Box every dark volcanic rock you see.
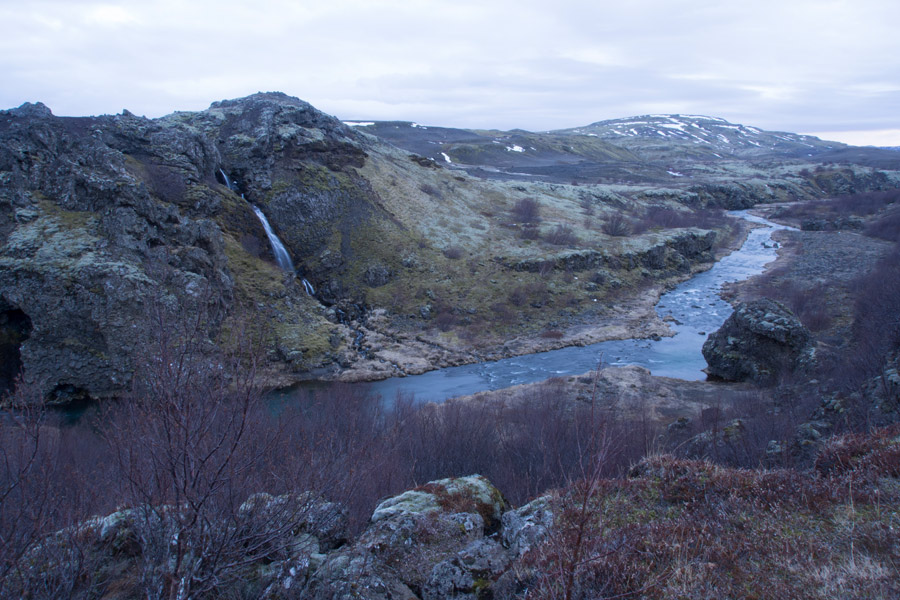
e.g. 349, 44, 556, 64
0, 93, 374, 401
702, 298, 814, 384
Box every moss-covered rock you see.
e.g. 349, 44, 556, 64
702, 298, 815, 383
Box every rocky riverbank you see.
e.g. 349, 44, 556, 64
332, 220, 752, 383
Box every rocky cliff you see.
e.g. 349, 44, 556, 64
0, 94, 365, 400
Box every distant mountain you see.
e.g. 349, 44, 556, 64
348, 115, 900, 183
555, 114, 844, 160
345, 120, 641, 182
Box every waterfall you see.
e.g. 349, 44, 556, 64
251, 205, 295, 273
219, 169, 295, 273
219, 169, 235, 191
220, 169, 317, 295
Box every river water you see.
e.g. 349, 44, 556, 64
361, 211, 794, 404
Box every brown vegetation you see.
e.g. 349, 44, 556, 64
511, 197, 542, 224
522, 427, 900, 599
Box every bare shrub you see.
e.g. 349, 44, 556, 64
579, 194, 595, 216
434, 310, 457, 331
489, 302, 515, 325
511, 197, 542, 224
101, 299, 312, 598
545, 224, 578, 247
752, 271, 834, 333
541, 329, 564, 339
0, 379, 112, 599
508, 286, 528, 307
847, 246, 900, 394
526, 281, 550, 306
776, 189, 900, 222
633, 206, 728, 233
442, 245, 464, 259
519, 224, 541, 240
601, 214, 632, 237
865, 206, 900, 242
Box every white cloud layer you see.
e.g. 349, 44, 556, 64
1, 0, 898, 144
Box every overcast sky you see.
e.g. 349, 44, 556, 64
2, 0, 899, 145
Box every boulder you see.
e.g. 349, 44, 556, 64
499, 495, 553, 557
423, 538, 511, 600
371, 474, 507, 529
702, 298, 814, 384
304, 475, 508, 600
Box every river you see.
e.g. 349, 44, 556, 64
358, 211, 794, 404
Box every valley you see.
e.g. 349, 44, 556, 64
1, 93, 899, 599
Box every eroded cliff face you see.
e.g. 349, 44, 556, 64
0, 94, 378, 401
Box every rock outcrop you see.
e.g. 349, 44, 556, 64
0, 93, 750, 402
11, 430, 900, 599
305, 475, 509, 600
702, 298, 815, 384
0, 93, 393, 400
17, 474, 540, 599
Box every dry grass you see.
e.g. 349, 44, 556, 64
521, 426, 900, 600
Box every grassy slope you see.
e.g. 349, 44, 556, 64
344, 144, 739, 354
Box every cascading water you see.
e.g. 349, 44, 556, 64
250, 205, 295, 272
219, 169, 315, 296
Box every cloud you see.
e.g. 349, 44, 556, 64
0, 0, 897, 144
808, 129, 900, 146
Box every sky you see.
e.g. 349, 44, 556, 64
2, 0, 899, 146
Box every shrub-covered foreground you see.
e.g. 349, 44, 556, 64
2, 399, 898, 599
518, 426, 900, 600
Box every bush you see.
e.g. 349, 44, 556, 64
632, 206, 727, 233
519, 224, 541, 240
434, 310, 457, 331
508, 286, 528, 307
489, 302, 515, 325
443, 246, 464, 259
511, 197, 542, 224
602, 214, 631, 237
776, 189, 900, 222
545, 224, 578, 246
865, 206, 900, 242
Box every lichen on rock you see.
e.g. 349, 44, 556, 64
702, 298, 815, 383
